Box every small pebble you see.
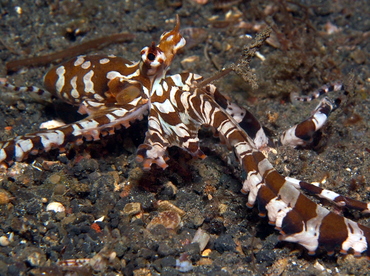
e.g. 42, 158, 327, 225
27, 250, 45, 267
191, 228, 210, 251
218, 203, 228, 214
46, 202, 65, 213
157, 200, 185, 216
48, 174, 61, 184
161, 181, 178, 197
90, 254, 107, 272
0, 236, 10, 246
0, 189, 12, 205
197, 258, 213, 265
146, 211, 182, 231
53, 184, 67, 195
314, 260, 325, 271
201, 248, 212, 257
122, 202, 142, 216
176, 259, 193, 272
133, 268, 151, 276
214, 234, 236, 253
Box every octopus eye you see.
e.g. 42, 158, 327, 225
148, 53, 156, 61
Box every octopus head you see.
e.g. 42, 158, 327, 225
140, 15, 186, 78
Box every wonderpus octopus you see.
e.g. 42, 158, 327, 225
1, 16, 369, 259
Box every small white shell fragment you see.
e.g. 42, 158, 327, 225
191, 228, 210, 252
255, 51, 266, 61
15, 6, 22, 15
8, 232, 14, 242
0, 236, 10, 246
94, 216, 105, 222
176, 259, 193, 272
46, 202, 65, 213
314, 260, 325, 271
109, 252, 117, 262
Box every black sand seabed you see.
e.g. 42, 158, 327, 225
0, 1, 369, 275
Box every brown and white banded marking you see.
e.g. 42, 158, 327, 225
136, 63, 370, 257
286, 177, 370, 213
280, 96, 338, 147
174, 85, 346, 256
290, 81, 345, 102
0, 77, 46, 96
238, 149, 370, 257
43, 55, 140, 105
136, 73, 207, 170
204, 83, 272, 151
0, 103, 149, 164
